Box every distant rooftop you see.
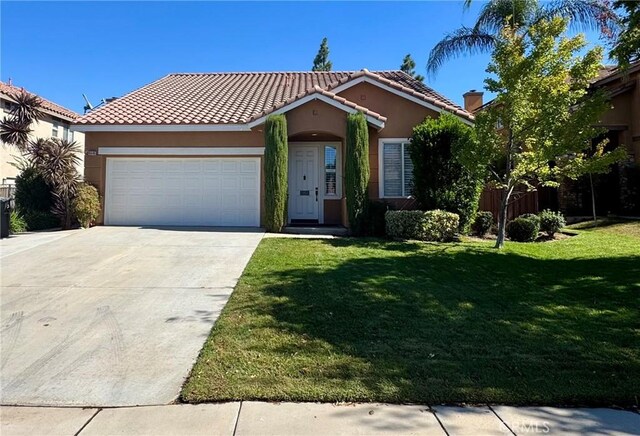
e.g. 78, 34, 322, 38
0, 81, 79, 121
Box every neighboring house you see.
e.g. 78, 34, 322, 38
559, 61, 640, 215
73, 70, 473, 227
0, 81, 85, 184
465, 60, 640, 217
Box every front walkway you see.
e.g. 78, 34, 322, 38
2, 402, 638, 435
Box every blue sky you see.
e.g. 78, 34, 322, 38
1, 1, 604, 114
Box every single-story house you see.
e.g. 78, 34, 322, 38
74, 69, 473, 228
0, 81, 85, 185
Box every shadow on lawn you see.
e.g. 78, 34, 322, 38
253, 238, 640, 406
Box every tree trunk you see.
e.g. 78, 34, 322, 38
495, 186, 513, 249
496, 131, 514, 249
589, 172, 597, 223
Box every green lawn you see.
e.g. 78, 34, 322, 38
182, 221, 640, 406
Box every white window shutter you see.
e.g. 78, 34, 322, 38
383, 143, 402, 197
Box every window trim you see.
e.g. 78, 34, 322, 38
378, 138, 412, 199
52, 122, 60, 138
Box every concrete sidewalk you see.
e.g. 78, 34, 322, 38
1, 402, 638, 436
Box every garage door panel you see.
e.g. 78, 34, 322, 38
106, 157, 260, 227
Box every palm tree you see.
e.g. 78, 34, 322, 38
427, 0, 616, 75
27, 137, 81, 229
0, 91, 43, 151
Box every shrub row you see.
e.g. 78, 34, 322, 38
385, 209, 459, 242
506, 209, 566, 242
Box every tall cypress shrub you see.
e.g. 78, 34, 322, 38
264, 114, 288, 232
345, 112, 370, 235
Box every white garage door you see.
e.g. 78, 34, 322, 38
105, 158, 260, 227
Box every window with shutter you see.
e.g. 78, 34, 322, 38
381, 140, 413, 197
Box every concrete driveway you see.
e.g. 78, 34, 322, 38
0, 226, 263, 407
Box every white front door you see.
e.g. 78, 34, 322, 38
288, 147, 319, 221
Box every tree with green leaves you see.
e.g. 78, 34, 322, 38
459, 17, 626, 248
264, 114, 288, 232
345, 112, 370, 235
400, 54, 425, 82
312, 37, 333, 72
427, 0, 615, 75
409, 113, 482, 234
610, 1, 640, 68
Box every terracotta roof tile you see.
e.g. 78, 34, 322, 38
0, 81, 80, 121
246, 85, 387, 124
75, 71, 472, 125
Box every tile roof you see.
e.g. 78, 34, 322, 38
75, 70, 472, 126
246, 85, 387, 125
0, 81, 79, 121
591, 60, 640, 86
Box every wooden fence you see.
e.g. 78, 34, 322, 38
0, 185, 14, 198
479, 187, 539, 221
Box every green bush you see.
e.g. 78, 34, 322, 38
364, 200, 392, 237
519, 213, 540, 225
9, 210, 27, 234
72, 183, 101, 228
15, 167, 53, 213
473, 211, 494, 236
386, 209, 459, 242
409, 113, 483, 234
506, 217, 540, 242
538, 209, 566, 237
23, 210, 60, 231
264, 115, 288, 232
345, 112, 370, 235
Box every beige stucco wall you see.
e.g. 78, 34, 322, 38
0, 99, 85, 184
337, 82, 441, 201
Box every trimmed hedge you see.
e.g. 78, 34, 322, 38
473, 211, 494, 237
506, 217, 540, 242
72, 183, 101, 228
539, 209, 566, 237
264, 115, 288, 232
386, 209, 459, 242
345, 112, 370, 235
